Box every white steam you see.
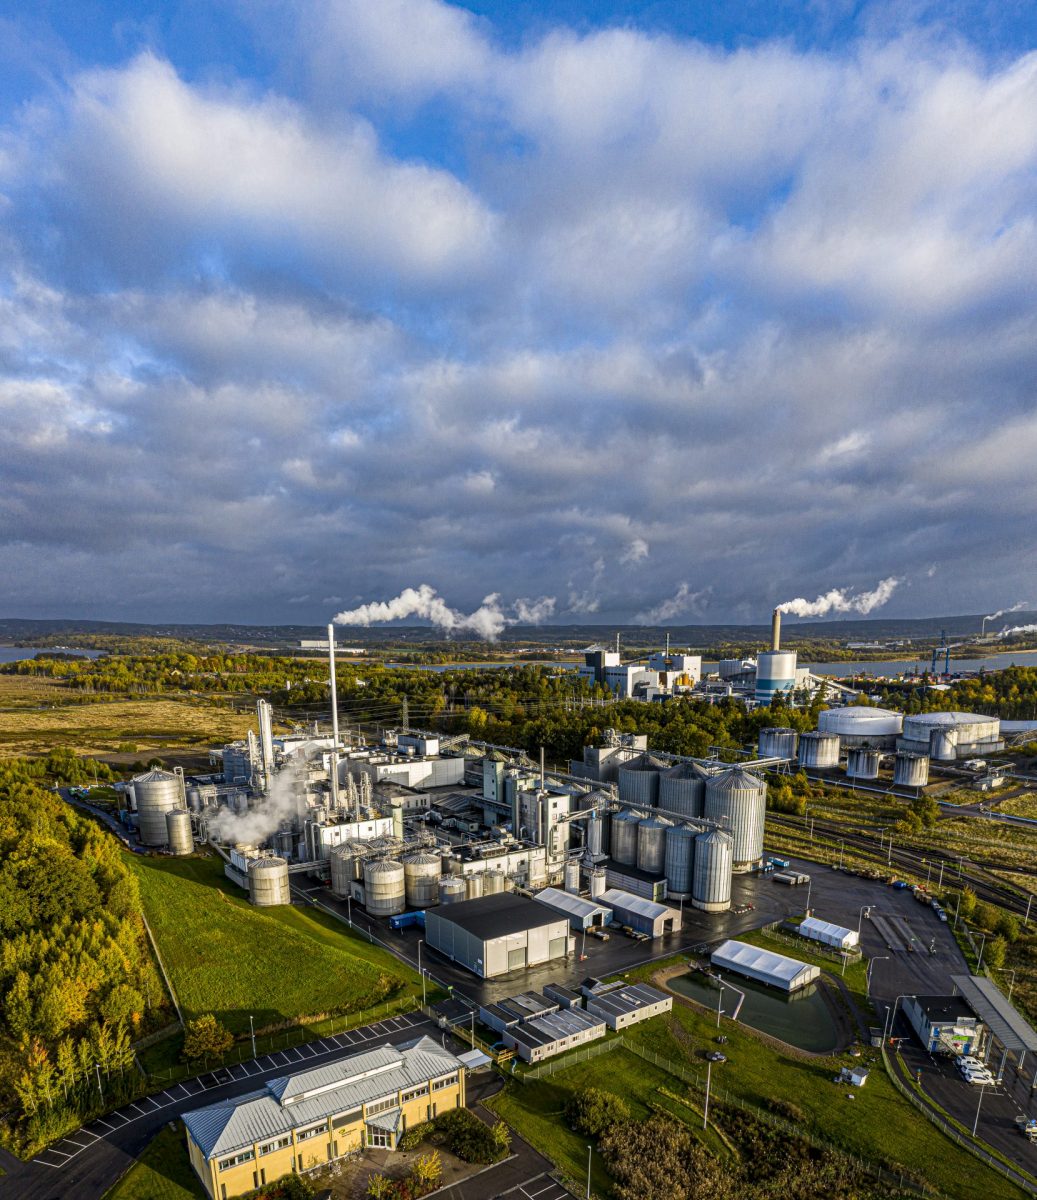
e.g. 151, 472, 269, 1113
1001, 624, 1037, 638
778, 577, 900, 618
211, 761, 304, 847
333, 584, 555, 640
985, 602, 1030, 622
634, 583, 704, 625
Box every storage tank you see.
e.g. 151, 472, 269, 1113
636, 815, 672, 875
564, 860, 581, 893
248, 856, 291, 907
465, 873, 485, 901
610, 809, 642, 865
585, 811, 604, 859
617, 755, 668, 807
185, 786, 203, 813
755, 650, 798, 703
797, 732, 841, 770
929, 727, 958, 762
165, 809, 193, 856
403, 852, 441, 908
133, 769, 182, 847
664, 824, 697, 897
817, 706, 903, 748
329, 843, 363, 898
704, 768, 766, 871
439, 876, 467, 905
758, 727, 799, 760
845, 748, 881, 780
692, 829, 733, 912
658, 762, 709, 819
894, 753, 930, 788
899, 712, 1001, 759
483, 868, 506, 896
363, 858, 406, 917
277, 827, 295, 858
588, 867, 606, 899
391, 800, 405, 839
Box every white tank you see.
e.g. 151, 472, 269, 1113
757, 727, 799, 759
483, 868, 506, 895
818, 706, 903, 748
894, 753, 930, 788
755, 650, 798, 703
133, 769, 182, 846
165, 809, 193, 856
704, 768, 766, 871
403, 852, 441, 908
363, 858, 406, 917
564, 860, 581, 894
329, 843, 360, 898
465, 873, 485, 901
439, 876, 467, 905
845, 748, 881, 780
929, 728, 958, 762
797, 732, 841, 770
248, 856, 291, 906
588, 867, 606, 899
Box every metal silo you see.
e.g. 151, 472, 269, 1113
846, 748, 881, 780
564, 860, 581, 894
636, 815, 672, 875
133, 769, 182, 847
165, 809, 193, 856
658, 763, 709, 819
797, 732, 841, 769
894, 753, 930, 788
929, 728, 958, 762
610, 809, 642, 865
588, 867, 606, 899
186, 787, 203, 813
248, 857, 291, 906
692, 829, 733, 912
329, 844, 359, 898
277, 826, 295, 859
617, 754, 668, 807
483, 868, 506, 896
664, 824, 697, 897
439, 876, 466, 905
363, 858, 406, 917
758, 727, 799, 760
403, 852, 441, 908
704, 768, 766, 871
465, 873, 485, 901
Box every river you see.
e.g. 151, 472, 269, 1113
0, 646, 106, 663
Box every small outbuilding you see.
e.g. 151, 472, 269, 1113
503, 1008, 607, 1063
581, 981, 673, 1030
903, 995, 983, 1055
599, 888, 682, 937
799, 916, 860, 951
711, 939, 820, 993
425, 893, 572, 979
534, 887, 613, 931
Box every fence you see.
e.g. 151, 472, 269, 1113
509, 1036, 626, 1081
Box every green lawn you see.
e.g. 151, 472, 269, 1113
126, 852, 421, 1038
102, 1125, 205, 1200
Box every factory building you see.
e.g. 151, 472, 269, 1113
424, 894, 572, 979
897, 713, 1003, 761
580, 981, 673, 1030
182, 1037, 466, 1199
569, 731, 647, 781
798, 916, 859, 951
903, 996, 983, 1056
533, 887, 612, 932
647, 651, 702, 685
599, 888, 681, 937
711, 940, 820, 993
503, 1008, 607, 1063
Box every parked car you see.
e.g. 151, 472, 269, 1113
706, 1051, 727, 1063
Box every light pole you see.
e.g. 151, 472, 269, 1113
586, 1144, 592, 1199
886, 836, 892, 866
417, 938, 424, 991
703, 1059, 714, 1129
938, 861, 945, 889
1025, 894, 1033, 928
346, 894, 353, 928
976, 932, 987, 971
804, 876, 812, 917
972, 1082, 987, 1137
1000, 968, 1017, 1001
866, 957, 889, 1000
857, 905, 872, 934
838, 840, 845, 870
883, 994, 911, 1042
94, 1062, 103, 1099
249, 1015, 256, 1059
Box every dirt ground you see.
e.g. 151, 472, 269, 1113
310, 1143, 483, 1199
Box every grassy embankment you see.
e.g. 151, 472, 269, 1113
102, 1126, 205, 1200
488, 942, 1030, 1200
127, 853, 424, 1071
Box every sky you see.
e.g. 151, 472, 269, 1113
1, 0, 1035, 628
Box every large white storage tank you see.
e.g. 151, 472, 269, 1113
403, 852, 441, 908
796, 732, 841, 769
465, 873, 485, 901
658, 762, 709, 818
692, 829, 733, 912
817, 706, 903, 749
165, 809, 193, 855
483, 868, 506, 895
134, 769, 182, 847
636, 815, 672, 875
703, 768, 766, 871
588, 867, 606, 899
757, 727, 799, 760
894, 753, 930, 788
845, 748, 881, 780
564, 860, 581, 894
755, 650, 798, 703
439, 876, 466, 905
664, 824, 697, 897
899, 712, 1000, 760
364, 858, 406, 917
248, 856, 291, 906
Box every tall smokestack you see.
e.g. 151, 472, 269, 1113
771, 607, 781, 652
327, 624, 340, 808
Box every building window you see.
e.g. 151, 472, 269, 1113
259, 1136, 292, 1156
218, 1150, 255, 1171
401, 1085, 427, 1102
365, 1095, 397, 1117
431, 1073, 457, 1091
296, 1124, 327, 1141
333, 1108, 362, 1128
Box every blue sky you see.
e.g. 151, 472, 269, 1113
0, 1, 1035, 629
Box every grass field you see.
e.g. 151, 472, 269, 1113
126, 853, 420, 1039
996, 792, 1037, 819
102, 1126, 205, 1200
489, 962, 1029, 1200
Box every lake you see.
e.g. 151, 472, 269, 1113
0, 646, 106, 663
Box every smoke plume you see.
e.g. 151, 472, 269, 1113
634, 583, 705, 625
1001, 624, 1037, 638
211, 761, 305, 847
777, 577, 900, 618
985, 602, 1030, 622
334, 584, 556, 640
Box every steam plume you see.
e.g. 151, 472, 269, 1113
777, 577, 899, 618
1001, 624, 1037, 638
211, 761, 304, 847
985, 602, 1030, 622
333, 584, 555, 641
634, 583, 704, 625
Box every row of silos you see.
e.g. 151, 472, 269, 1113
658, 762, 710, 818
617, 754, 669, 806
693, 829, 733, 912
610, 809, 643, 865
663, 823, 698, 896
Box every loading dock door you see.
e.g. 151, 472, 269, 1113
549, 937, 567, 960
508, 947, 527, 971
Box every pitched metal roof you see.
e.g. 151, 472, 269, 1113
534, 887, 611, 921
599, 888, 676, 921
584, 982, 670, 1018
711, 939, 819, 988
182, 1036, 463, 1159
950, 975, 1037, 1054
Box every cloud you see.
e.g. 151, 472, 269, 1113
635, 584, 705, 625
620, 538, 650, 564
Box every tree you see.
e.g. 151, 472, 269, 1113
182, 1013, 233, 1061
412, 1150, 442, 1191
565, 1087, 631, 1137
984, 935, 1007, 971
996, 911, 1021, 943
958, 887, 977, 921
366, 1175, 395, 1199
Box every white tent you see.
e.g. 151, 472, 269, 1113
711, 939, 820, 993
799, 916, 859, 950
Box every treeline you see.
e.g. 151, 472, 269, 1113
0, 760, 168, 1154
878, 665, 1037, 720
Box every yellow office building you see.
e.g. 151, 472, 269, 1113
182, 1036, 467, 1199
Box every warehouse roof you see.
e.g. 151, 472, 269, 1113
429, 893, 565, 938
799, 917, 858, 946
950, 976, 1037, 1055
182, 1037, 463, 1159
599, 888, 675, 921
507, 1008, 605, 1050
583, 982, 669, 1019
911, 995, 977, 1023
534, 887, 611, 921
711, 940, 819, 989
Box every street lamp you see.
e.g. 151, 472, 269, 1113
976, 932, 987, 971
857, 905, 872, 934
417, 938, 424, 991
586, 1144, 592, 1199
1000, 968, 1017, 1002
866, 956, 888, 1000
883, 994, 911, 1042
804, 876, 813, 917
249, 1015, 256, 1059
703, 1059, 717, 1130
94, 1062, 103, 1098
972, 1081, 988, 1137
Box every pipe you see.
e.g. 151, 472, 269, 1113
771, 608, 782, 652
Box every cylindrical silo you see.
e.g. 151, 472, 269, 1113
403, 852, 441, 908
363, 858, 406, 917
465, 873, 485, 901
636, 815, 672, 875
797, 732, 841, 770
658, 763, 708, 819
483, 868, 506, 895
133, 769, 182, 846
610, 809, 642, 865
564, 860, 581, 894
186, 786, 203, 813
664, 824, 697, 897
929, 728, 958, 762
692, 829, 733, 912
329, 843, 360, 898
439, 876, 466, 905
588, 867, 606, 899
391, 800, 405, 839
704, 768, 766, 871
248, 856, 291, 907
617, 755, 668, 807
277, 826, 295, 859
894, 753, 930, 788
165, 809, 193, 855
758, 727, 799, 760
123, 782, 137, 811
846, 748, 881, 780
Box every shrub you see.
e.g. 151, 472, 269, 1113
432, 1108, 508, 1163
565, 1087, 632, 1138
398, 1120, 434, 1150
600, 1117, 732, 1200
182, 1013, 233, 1061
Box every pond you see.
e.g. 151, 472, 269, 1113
669, 969, 839, 1053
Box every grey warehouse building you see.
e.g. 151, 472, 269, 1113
425, 894, 573, 979
600, 888, 682, 937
